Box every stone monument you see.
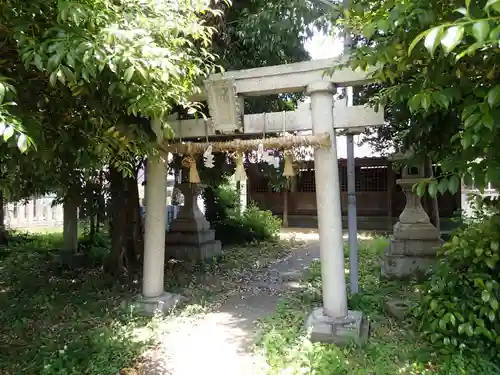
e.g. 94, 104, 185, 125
165, 182, 221, 262
382, 154, 441, 279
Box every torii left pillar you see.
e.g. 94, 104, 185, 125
304, 81, 368, 345
133, 120, 181, 315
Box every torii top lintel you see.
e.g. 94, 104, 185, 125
162, 58, 381, 139
200, 57, 373, 98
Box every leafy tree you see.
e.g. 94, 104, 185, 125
0, 0, 220, 272
330, 0, 500, 197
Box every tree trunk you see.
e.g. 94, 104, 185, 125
432, 192, 441, 233
63, 198, 79, 253
106, 166, 143, 276
86, 181, 97, 240
97, 170, 106, 232
283, 189, 289, 227
0, 192, 8, 246
429, 161, 441, 233
424, 158, 441, 232
203, 186, 218, 224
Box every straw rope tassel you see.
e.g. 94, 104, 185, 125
182, 155, 200, 184
234, 152, 247, 182
283, 152, 295, 177
189, 157, 200, 183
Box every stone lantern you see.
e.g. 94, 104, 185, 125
165, 183, 221, 263
382, 151, 441, 279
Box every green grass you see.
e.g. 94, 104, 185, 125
0, 232, 149, 375
254, 237, 499, 375
0, 231, 297, 375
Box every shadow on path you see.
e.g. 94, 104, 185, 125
141, 239, 320, 375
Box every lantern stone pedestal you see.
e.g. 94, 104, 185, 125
165, 183, 221, 262
382, 176, 441, 279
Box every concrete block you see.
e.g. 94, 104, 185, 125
305, 308, 369, 346
128, 292, 183, 316
384, 298, 413, 321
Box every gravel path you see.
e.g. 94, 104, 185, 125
138, 240, 320, 375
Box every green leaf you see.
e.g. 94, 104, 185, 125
465, 323, 474, 336
488, 310, 496, 322
432, 91, 450, 108
124, 66, 135, 83
464, 113, 481, 128
424, 26, 444, 56
449, 313, 456, 326
61, 66, 75, 82
17, 134, 28, 153
49, 71, 58, 87
66, 53, 76, 69
377, 19, 389, 32
416, 181, 426, 197
472, 21, 490, 42
458, 323, 466, 334
56, 69, 65, 84
136, 65, 148, 81
491, 241, 499, 251
485, 258, 496, 269
430, 299, 438, 310
456, 42, 482, 61
409, 29, 430, 55
439, 318, 447, 329
440, 26, 464, 54
3, 126, 14, 141
428, 180, 438, 197
486, 281, 493, 291
438, 178, 448, 194
487, 85, 500, 107
482, 290, 491, 302
448, 175, 459, 194
462, 104, 478, 120
421, 93, 431, 112
476, 247, 484, 256
491, 298, 499, 311
408, 94, 422, 112
485, 0, 500, 12
482, 112, 494, 130
0, 83, 5, 103
34, 54, 43, 71
461, 133, 473, 148
362, 24, 376, 39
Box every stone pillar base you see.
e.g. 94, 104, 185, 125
165, 240, 222, 263
393, 222, 440, 240
381, 253, 436, 280
381, 238, 441, 279
128, 292, 183, 316
305, 308, 369, 346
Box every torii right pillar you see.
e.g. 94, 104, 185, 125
305, 81, 368, 345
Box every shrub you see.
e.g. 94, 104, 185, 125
209, 182, 282, 245
414, 207, 500, 357
215, 203, 282, 245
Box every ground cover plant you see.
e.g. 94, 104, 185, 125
254, 237, 500, 375
0, 231, 296, 375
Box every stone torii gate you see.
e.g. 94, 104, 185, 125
139, 57, 383, 344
